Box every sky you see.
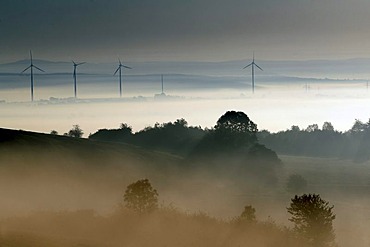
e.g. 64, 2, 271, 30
2, 0, 370, 63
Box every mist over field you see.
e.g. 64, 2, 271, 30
1, 57, 370, 135
0, 84, 369, 135
1, 58, 370, 247
3, 0, 370, 246
0, 126, 370, 247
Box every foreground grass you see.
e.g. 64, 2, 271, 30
0, 208, 309, 247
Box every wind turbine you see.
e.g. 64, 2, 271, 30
21, 50, 45, 101
243, 53, 263, 93
161, 74, 165, 95
305, 82, 310, 92
72, 61, 85, 98
114, 59, 132, 97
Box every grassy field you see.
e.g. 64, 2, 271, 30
0, 128, 369, 246
0, 208, 310, 247
279, 155, 370, 247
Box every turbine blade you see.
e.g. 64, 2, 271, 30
243, 63, 252, 69
118, 58, 122, 65
255, 63, 263, 71
33, 65, 45, 72
30, 50, 33, 63
77, 62, 86, 66
114, 67, 120, 75
123, 65, 132, 69
21, 65, 31, 73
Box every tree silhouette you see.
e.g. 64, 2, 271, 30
350, 119, 366, 133
322, 122, 334, 132
50, 130, 58, 135
119, 123, 133, 132
67, 125, 83, 138
287, 194, 335, 247
305, 124, 319, 132
123, 179, 159, 213
215, 111, 258, 143
240, 205, 256, 222
188, 111, 281, 185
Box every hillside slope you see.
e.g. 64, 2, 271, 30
0, 128, 181, 216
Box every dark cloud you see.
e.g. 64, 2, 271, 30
1, 0, 370, 62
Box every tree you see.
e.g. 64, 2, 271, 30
119, 123, 133, 133
215, 111, 258, 137
305, 124, 319, 132
212, 111, 258, 149
322, 122, 334, 132
350, 119, 365, 133
174, 118, 188, 127
286, 174, 308, 194
123, 179, 159, 213
287, 194, 336, 246
50, 130, 58, 135
67, 125, 83, 138
240, 205, 256, 222
189, 111, 281, 185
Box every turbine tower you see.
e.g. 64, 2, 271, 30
243, 53, 263, 93
72, 61, 85, 98
161, 74, 164, 95
21, 51, 45, 101
114, 59, 132, 97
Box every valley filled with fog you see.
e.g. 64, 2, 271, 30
1, 58, 370, 247
1, 58, 370, 135
4, 1, 370, 246
0, 80, 369, 135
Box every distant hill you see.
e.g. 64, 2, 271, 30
2, 58, 370, 79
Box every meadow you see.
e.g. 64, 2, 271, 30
0, 128, 369, 246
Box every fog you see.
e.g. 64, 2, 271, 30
0, 80, 369, 135
0, 134, 369, 246
1, 73, 370, 246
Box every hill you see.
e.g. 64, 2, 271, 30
1, 128, 370, 246
0, 127, 180, 166
0, 124, 280, 218
2, 58, 370, 79
0, 128, 181, 217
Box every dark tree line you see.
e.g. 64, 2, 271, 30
89, 119, 205, 157
258, 119, 370, 162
